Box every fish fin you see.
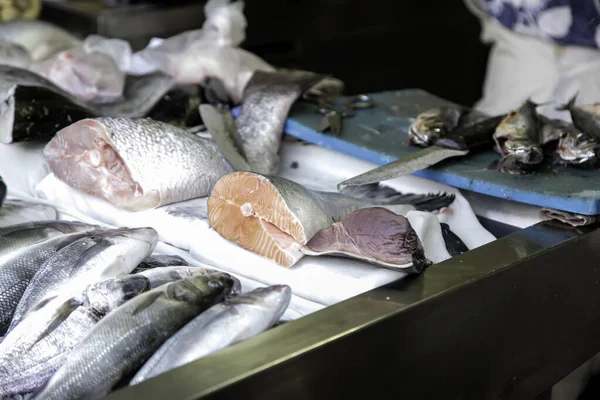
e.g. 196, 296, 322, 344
131, 291, 163, 316
27, 297, 82, 350
556, 93, 579, 112
339, 184, 455, 211
439, 222, 469, 257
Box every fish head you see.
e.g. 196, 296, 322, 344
85, 274, 151, 315
409, 108, 448, 146
558, 129, 598, 165
166, 274, 236, 307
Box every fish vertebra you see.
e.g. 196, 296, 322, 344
130, 284, 291, 385
0, 275, 151, 397
208, 171, 454, 267
302, 207, 430, 273
44, 117, 234, 211
32, 274, 235, 400
236, 69, 325, 175
8, 227, 158, 332
409, 106, 465, 147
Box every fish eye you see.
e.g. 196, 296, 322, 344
208, 280, 222, 289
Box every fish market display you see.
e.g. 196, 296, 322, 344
130, 285, 291, 385
31, 47, 125, 103
409, 106, 465, 146
493, 100, 543, 173
0, 200, 57, 227
301, 207, 430, 273
0, 41, 32, 68
33, 274, 235, 400
0, 222, 97, 333
44, 117, 234, 211
8, 227, 158, 331
0, 275, 152, 397
132, 254, 189, 273
0, 175, 5, 208
0, 20, 81, 61
208, 171, 454, 267
558, 95, 600, 140
236, 70, 325, 175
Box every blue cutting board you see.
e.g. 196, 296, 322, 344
275, 89, 600, 215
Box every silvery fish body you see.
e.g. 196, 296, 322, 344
130, 285, 291, 385
558, 94, 600, 141
137, 266, 242, 295
32, 275, 235, 400
8, 227, 158, 331
44, 117, 234, 211
0, 200, 57, 228
0, 275, 151, 398
132, 254, 188, 274
0, 41, 31, 69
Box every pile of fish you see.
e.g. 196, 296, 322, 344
0, 220, 291, 398
409, 96, 600, 174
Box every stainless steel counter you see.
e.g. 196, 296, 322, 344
105, 220, 600, 400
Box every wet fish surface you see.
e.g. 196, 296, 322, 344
0, 275, 151, 397
130, 285, 291, 385
539, 116, 597, 167
32, 274, 235, 400
409, 106, 465, 146
8, 227, 158, 332
302, 207, 430, 272
208, 171, 454, 267
136, 266, 242, 296
558, 94, 600, 141
44, 117, 234, 211
132, 254, 189, 274
0, 200, 57, 228
235, 69, 325, 175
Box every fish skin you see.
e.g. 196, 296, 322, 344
7, 227, 158, 332
132, 255, 189, 274
0, 20, 81, 62
236, 69, 326, 175
0, 220, 96, 259
0, 275, 151, 398
0, 227, 98, 334
208, 171, 455, 267
0, 200, 57, 228
557, 94, 600, 141
44, 117, 234, 211
439, 222, 469, 257
137, 266, 242, 296
0, 41, 31, 69
130, 284, 291, 385
32, 274, 235, 400
302, 207, 430, 273
409, 106, 465, 147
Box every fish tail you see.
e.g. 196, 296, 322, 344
556, 93, 579, 112
339, 183, 455, 211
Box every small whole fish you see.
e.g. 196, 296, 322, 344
132, 254, 189, 274
44, 117, 234, 211
0, 225, 97, 334
235, 69, 326, 175
0, 275, 151, 397
493, 100, 543, 174
557, 94, 600, 141
409, 106, 465, 147
130, 284, 291, 385
208, 171, 454, 267
0, 200, 57, 228
302, 207, 431, 273
0, 41, 31, 69
32, 274, 235, 400
7, 227, 158, 332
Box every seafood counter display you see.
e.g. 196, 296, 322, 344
0, 0, 598, 399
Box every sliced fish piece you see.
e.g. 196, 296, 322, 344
132, 254, 189, 274
8, 227, 158, 332
0, 275, 151, 397
0, 200, 57, 228
0, 41, 31, 69
0, 226, 98, 334
130, 285, 291, 385
32, 274, 235, 400
137, 266, 241, 295
302, 207, 430, 273
236, 69, 326, 175
43, 117, 234, 211
207, 171, 454, 267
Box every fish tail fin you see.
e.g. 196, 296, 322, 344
339, 183, 455, 211
556, 93, 579, 112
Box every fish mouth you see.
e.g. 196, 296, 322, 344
43, 119, 160, 211
208, 171, 308, 267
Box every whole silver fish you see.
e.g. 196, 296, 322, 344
132, 254, 189, 274
0, 20, 81, 61
8, 227, 158, 332
0, 226, 97, 333
44, 117, 234, 211
0, 41, 31, 69
409, 106, 465, 146
235, 69, 326, 175
0, 200, 57, 228
0, 220, 94, 259
302, 207, 430, 273
0, 275, 151, 398
208, 171, 454, 267
130, 285, 291, 385
137, 266, 242, 295
32, 274, 235, 400
557, 94, 600, 141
